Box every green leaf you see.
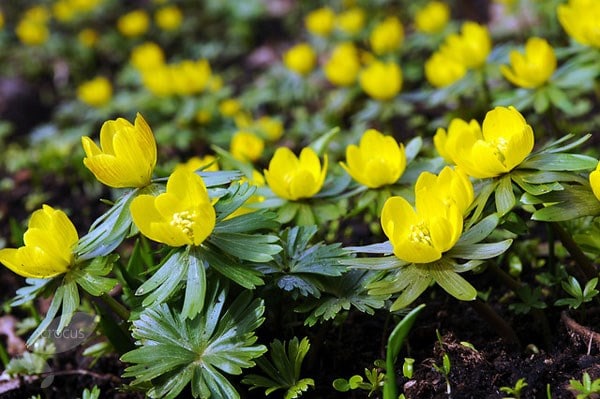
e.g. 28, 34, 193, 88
530, 184, 600, 221
122, 283, 267, 399
213, 182, 257, 221
309, 126, 340, 156
367, 264, 431, 311
404, 136, 422, 162
137, 249, 189, 308
521, 153, 598, 172
200, 245, 264, 289
209, 232, 281, 262
429, 261, 477, 301
458, 214, 499, 246
214, 210, 279, 233
495, 175, 516, 216
71, 255, 118, 297
533, 88, 549, 113
448, 239, 513, 260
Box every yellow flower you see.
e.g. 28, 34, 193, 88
381, 170, 464, 264
78, 28, 99, 47
0, 10, 4, 29
219, 98, 242, 117
195, 109, 212, 125
24, 6, 50, 23
16, 19, 49, 46
359, 61, 402, 101
130, 169, 215, 247
424, 51, 467, 88
264, 147, 328, 200
0, 205, 78, 278
141, 65, 172, 96
558, 0, 600, 48
117, 10, 150, 37
175, 155, 219, 173
305, 7, 336, 37
415, 1, 450, 34
335, 7, 365, 35
440, 21, 491, 69
370, 16, 404, 55
440, 106, 534, 178
81, 113, 157, 188
130, 42, 165, 71
170, 59, 212, 95
283, 43, 317, 76
77, 76, 112, 107
500, 37, 556, 89
415, 166, 474, 215
255, 116, 283, 141
590, 161, 600, 202
340, 129, 406, 188
155, 5, 183, 31
323, 42, 361, 87
231, 131, 265, 162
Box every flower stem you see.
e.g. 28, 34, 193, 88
100, 293, 130, 321
551, 223, 598, 282
469, 299, 520, 348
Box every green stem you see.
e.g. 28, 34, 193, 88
478, 68, 492, 111
469, 299, 520, 348
0, 342, 9, 368
100, 293, 130, 321
551, 223, 598, 282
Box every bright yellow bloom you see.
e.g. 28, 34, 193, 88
264, 147, 328, 201
500, 37, 556, 88
440, 22, 491, 69
335, 7, 365, 35
81, 113, 157, 188
130, 169, 215, 247
175, 155, 219, 173
415, 1, 450, 34
359, 61, 402, 101
415, 166, 474, 215
440, 106, 534, 178
305, 7, 336, 37
558, 0, 600, 48
590, 161, 600, 202
130, 42, 165, 71
170, 59, 212, 95
231, 131, 265, 162
370, 16, 404, 55
219, 99, 242, 117
255, 116, 283, 141
16, 19, 49, 46
340, 129, 406, 188
425, 51, 467, 88
283, 43, 317, 76
77, 76, 112, 107
324, 42, 361, 87
155, 5, 183, 31
0, 205, 78, 278
381, 170, 464, 264
78, 28, 99, 47
117, 10, 150, 37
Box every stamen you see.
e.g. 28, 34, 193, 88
170, 210, 197, 239
409, 222, 432, 245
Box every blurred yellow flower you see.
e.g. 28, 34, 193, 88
359, 61, 402, 101
155, 5, 183, 31
24, 6, 50, 23
81, 113, 157, 188
381, 169, 464, 264
117, 9, 150, 37
0, 10, 4, 29
340, 129, 406, 188
424, 51, 467, 88
0, 205, 77, 278
264, 147, 328, 200
415, 1, 450, 34
305, 7, 336, 37
77, 76, 112, 107
283, 43, 317, 76
219, 98, 242, 117
440, 21, 491, 69
231, 131, 265, 162
255, 116, 284, 141
16, 19, 49, 46
171, 59, 212, 95
370, 16, 404, 55
439, 106, 534, 178
558, 0, 600, 48
141, 66, 172, 96
590, 161, 600, 202
335, 7, 365, 35
78, 28, 99, 47
130, 42, 165, 71
130, 169, 215, 247
500, 37, 556, 89
195, 109, 212, 125
324, 42, 361, 87
175, 155, 219, 173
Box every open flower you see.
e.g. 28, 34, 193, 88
264, 147, 327, 201
500, 37, 556, 89
283, 43, 317, 76
415, 1, 450, 34
590, 161, 600, 202
130, 168, 216, 247
370, 16, 404, 55
439, 21, 491, 69
381, 169, 465, 264
81, 113, 157, 188
359, 61, 402, 101
77, 76, 112, 107
558, 0, 600, 48
0, 205, 78, 278
439, 106, 534, 179
340, 129, 406, 188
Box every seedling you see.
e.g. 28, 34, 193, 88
555, 276, 599, 309
569, 372, 600, 399
500, 377, 528, 399
433, 330, 452, 396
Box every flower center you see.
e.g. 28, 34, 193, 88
409, 222, 432, 246
492, 137, 509, 163
170, 210, 197, 239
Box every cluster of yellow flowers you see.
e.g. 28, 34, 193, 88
53, 0, 103, 22
16, 6, 51, 46
140, 59, 213, 97
117, 5, 182, 37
